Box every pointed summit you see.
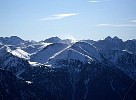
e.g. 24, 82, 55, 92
105, 36, 112, 41
113, 36, 119, 39
113, 36, 123, 42
105, 36, 123, 42
44, 36, 63, 43
0, 36, 25, 45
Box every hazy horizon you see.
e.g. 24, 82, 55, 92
0, 35, 135, 42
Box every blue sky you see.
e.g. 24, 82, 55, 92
0, 0, 136, 41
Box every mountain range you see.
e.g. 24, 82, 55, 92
0, 36, 136, 100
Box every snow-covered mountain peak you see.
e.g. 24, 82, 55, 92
105, 36, 112, 41
0, 36, 25, 46
30, 43, 70, 64
47, 48, 93, 68
113, 36, 119, 40
10, 48, 30, 59
71, 41, 96, 49
43, 37, 76, 44
0, 45, 29, 59
0, 45, 30, 76
70, 41, 101, 61
43, 36, 63, 43
105, 36, 123, 43
1, 36, 136, 100
93, 36, 124, 53
9, 36, 23, 40
0, 45, 14, 55
80, 39, 95, 44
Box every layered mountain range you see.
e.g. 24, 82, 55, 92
0, 36, 136, 100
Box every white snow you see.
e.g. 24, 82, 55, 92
30, 43, 70, 64
71, 42, 101, 61
26, 81, 33, 84
21, 42, 51, 54
50, 48, 92, 62
122, 50, 133, 54
11, 48, 30, 59
29, 61, 41, 66
0, 45, 30, 60
47, 48, 93, 68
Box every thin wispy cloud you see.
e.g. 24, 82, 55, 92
89, 0, 110, 3
40, 13, 79, 21
89, 0, 101, 3
95, 24, 136, 27
103, 0, 111, 1
130, 20, 136, 23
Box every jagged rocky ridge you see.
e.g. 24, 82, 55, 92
0, 36, 136, 100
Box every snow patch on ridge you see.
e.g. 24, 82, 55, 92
47, 48, 93, 68
11, 48, 30, 59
